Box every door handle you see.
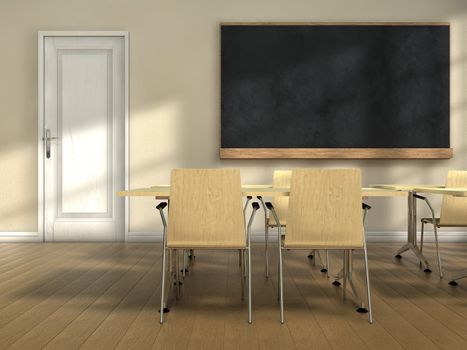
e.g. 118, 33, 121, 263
43, 129, 59, 159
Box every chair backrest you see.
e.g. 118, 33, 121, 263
284, 168, 364, 249
440, 170, 467, 225
167, 169, 246, 248
272, 170, 292, 225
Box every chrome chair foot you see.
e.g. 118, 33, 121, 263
449, 280, 458, 286
395, 254, 402, 259
158, 307, 170, 313
332, 280, 341, 286
356, 307, 368, 313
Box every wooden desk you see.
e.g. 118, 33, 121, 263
371, 184, 445, 191
119, 185, 406, 286
413, 187, 467, 197
117, 186, 404, 198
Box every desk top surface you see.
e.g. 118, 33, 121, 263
371, 184, 467, 197
370, 184, 444, 191
117, 186, 406, 198
413, 187, 467, 197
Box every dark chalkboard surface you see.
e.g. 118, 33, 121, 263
221, 24, 450, 150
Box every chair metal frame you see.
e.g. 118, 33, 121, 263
415, 170, 467, 283
257, 196, 330, 278
332, 204, 371, 292
414, 194, 444, 278
156, 169, 260, 324
157, 200, 259, 324
257, 169, 330, 279
262, 169, 373, 324
266, 202, 373, 324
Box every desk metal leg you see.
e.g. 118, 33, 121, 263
333, 250, 369, 313
394, 191, 432, 271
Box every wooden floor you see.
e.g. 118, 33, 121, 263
1, 243, 467, 350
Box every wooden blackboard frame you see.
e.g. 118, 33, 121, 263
220, 148, 453, 159
220, 22, 452, 159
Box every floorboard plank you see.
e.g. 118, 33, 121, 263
4, 245, 149, 349
79, 250, 162, 349
286, 250, 403, 350
41, 245, 158, 350
0, 245, 117, 312
151, 251, 216, 350
0, 245, 143, 348
0, 243, 466, 349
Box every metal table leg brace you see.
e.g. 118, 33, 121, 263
394, 191, 432, 272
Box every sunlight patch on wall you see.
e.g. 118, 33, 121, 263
0, 145, 37, 231
129, 100, 184, 232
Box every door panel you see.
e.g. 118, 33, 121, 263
44, 36, 125, 241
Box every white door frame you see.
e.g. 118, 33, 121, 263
38, 31, 129, 242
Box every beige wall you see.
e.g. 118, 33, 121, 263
1, 0, 467, 237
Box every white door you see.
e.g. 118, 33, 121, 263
42, 35, 126, 241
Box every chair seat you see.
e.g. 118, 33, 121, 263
283, 242, 363, 249
167, 242, 247, 249
421, 217, 440, 226
421, 217, 467, 227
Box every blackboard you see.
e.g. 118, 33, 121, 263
220, 24, 450, 157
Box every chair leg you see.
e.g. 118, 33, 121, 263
240, 250, 244, 278
433, 224, 444, 279
348, 250, 359, 301
343, 250, 348, 300
265, 224, 269, 278
321, 250, 330, 277
175, 250, 181, 299
189, 249, 195, 266
160, 245, 168, 324
182, 250, 187, 278
363, 242, 373, 324
240, 250, 245, 301
419, 221, 425, 268
314, 250, 324, 269
248, 246, 253, 324
243, 251, 248, 278
278, 246, 284, 324
277, 255, 280, 302
327, 250, 330, 275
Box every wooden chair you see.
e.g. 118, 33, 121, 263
418, 170, 467, 283
264, 169, 373, 324
258, 170, 329, 277
156, 169, 259, 323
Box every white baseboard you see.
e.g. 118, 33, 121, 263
126, 230, 467, 243
2, 230, 465, 244
0, 232, 42, 242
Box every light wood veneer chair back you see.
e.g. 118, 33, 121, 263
272, 170, 291, 226
285, 168, 364, 249
440, 170, 467, 225
265, 168, 372, 324
167, 168, 246, 249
